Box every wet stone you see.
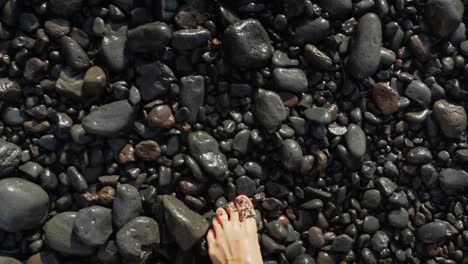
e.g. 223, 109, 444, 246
56, 68, 84, 98
388, 208, 409, 228
330, 234, 354, 253
433, 99, 467, 139
304, 107, 332, 124
61, 36, 90, 71
136, 62, 175, 101
0, 78, 21, 102
171, 28, 211, 50
0, 139, 21, 177
293, 17, 330, 45
224, 19, 273, 68
163, 195, 209, 250
438, 168, 468, 191
0, 257, 21, 264
347, 13, 382, 79
280, 139, 304, 172
44, 19, 71, 39
272, 68, 308, 93
236, 176, 256, 197
345, 124, 366, 159
375, 177, 398, 197
43, 212, 95, 256
188, 131, 228, 181
255, 89, 288, 132
116, 216, 159, 262
112, 184, 142, 228
180, 75, 205, 124
101, 24, 128, 73
83, 66, 107, 96
304, 44, 333, 71
128, 22, 172, 52
417, 221, 458, 243
73, 206, 112, 246
362, 189, 382, 209
0, 178, 49, 232
406, 147, 432, 164
82, 100, 136, 137
134, 140, 161, 161
405, 80, 432, 107
148, 105, 175, 128
372, 83, 400, 115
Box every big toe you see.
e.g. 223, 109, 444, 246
235, 195, 257, 229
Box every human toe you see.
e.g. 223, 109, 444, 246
226, 202, 239, 222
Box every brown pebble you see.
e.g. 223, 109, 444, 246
98, 186, 116, 206
372, 82, 400, 115
135, 140, 161, 161
433, 99, 467, 139
278, 215, 290, 226
148, 105, 175, 128
118, 144, 135, 164
175, 122, 191, 132
314, 151, 329, 172
23, 121, 51, 134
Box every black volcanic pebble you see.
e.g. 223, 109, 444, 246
2, 0, 468, 263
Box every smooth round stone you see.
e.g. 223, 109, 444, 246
280, 139, 304, 172
61, 36, 90, 71
371, 231, 389, 252
0, 178, 49, 232
83, 66, 107, 96
224, 19, 273, 68
375, 177, 398, 197
113, 184, 142, 228
404, 80, 432, 107
2, 107, 26, 126
292, 17, 330, 45
116, 216, 160, 261
372, 82, 400, 115
73, 206, 113, 246
188, 131, 228, 181
433, 99, 467, 139
425, 0, 464, 38
362, 216, 380, 234
417, 221, 458, 243
272, 68, 308, 93
308, 226, 325, 248
0, 257, 21, 264
101, 25, 128, 73
330, 234, 354, 252
362, 189, 381, 209
345, 124, 366, 159
18, 161, 44, 179
236, 176, 256, 197
148, 105, 175, 128
438, 168, 468, 191
134, 140, 161, 161
266, 220, 288, 242
255, 89, 288, 132
44, 19, 71, 39
0, 78, 21, 102
347, 13, 382, 79
406, 147, 432, 164
43, 212, 95, 256
128, 22, 172, 52
0, 139, 21, 177
179, 75, 204, 124
303, 44, 333, 70
171, 28, 211, 50
293, 254, 316, 264
303, 107, 332, 124
82, 100, 136, 137
387, 208, 409, 228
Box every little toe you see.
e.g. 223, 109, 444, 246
216, 207, 229, 226
235, 195, 257, 227
226, 202, 239, 222
207, 229, 216, 245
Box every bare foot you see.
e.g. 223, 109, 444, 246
207, 195, 263, 264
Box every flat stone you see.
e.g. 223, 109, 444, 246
188, 131, 228, 181
304, 107, 332, 124
304, 44, 334, 71
56, 68, 84, 98
116, 216, 159, 262
163, 195, 210, 250
255, 89, 288, 132
272, 68, 308, 93
425, 0, 464, 38
345, 124, 366, 159
406, 147, 432, 164
317, 0, 352, 17
439, 168, 468, 191
433, 100, 467, 139
112, 184, 142, 228
280, 139, 304, 172
83, 66, 107, 96
43, 212, 95, 256
134, 140, 161, 161
405, 80, 432, 107
136, 62, 175, 101
418, 221, 458, 243
171, 28, 211, 50
128, 22, 172, 52
18, 161, 44, 179
372, 82, 400, 115
0, 178, 49, 232
347, 13, 382, 79
73, 206, 112, 246
101, 24, 128, 73
180, 75, 205, 124
293, 17, 330, 45
61, 36, 89, 71
44, 19, 71, 39
224, 19, 273, 68
82, 100, 136, 137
